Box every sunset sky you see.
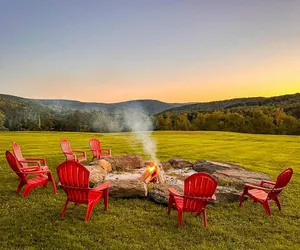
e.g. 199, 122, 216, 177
0, 1, 299, 103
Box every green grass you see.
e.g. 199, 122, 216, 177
0, 131, 299, 250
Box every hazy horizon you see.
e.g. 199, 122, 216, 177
1, 1, 299, 102
1, 91, 299, 104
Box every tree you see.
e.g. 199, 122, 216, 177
65, 110, 88, 132
0, 111, 6, 130
174, 113, 191, 130
191, 113, 206, 130
281, 115, 299, 135
164, 112, 173, 130
42, 113, 55, 131
226, 113, 245, 132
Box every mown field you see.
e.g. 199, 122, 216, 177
0, 131, 299, 250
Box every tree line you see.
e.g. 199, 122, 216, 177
155, 107, 300, 135
0, 107, 126, 132
1, 97, 300, 135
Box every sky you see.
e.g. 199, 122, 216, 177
0, 0, 299, 103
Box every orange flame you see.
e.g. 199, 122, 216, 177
147, 162, 157, 174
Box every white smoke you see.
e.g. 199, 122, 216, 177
91, 111, 122, 132
122, 108, 157, 161
91, 107, 157, 160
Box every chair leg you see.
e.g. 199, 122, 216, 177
86, 202, 95, 221
61, 200, 69, 218
262, 201, 271, 216
203, 210, 207, 228
239, 187, 247, 208
23, 185, 33, 198
48, 173, 57, 194
16, 182, 25, 193
274, 197, 281, 211
103, 189, 109, 211
168, 195, 174, 215
178, 209, 183, 226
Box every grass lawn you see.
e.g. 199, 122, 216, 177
0, 131, 299, 249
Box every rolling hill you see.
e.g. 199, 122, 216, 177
158, 93, 300, 118
1, 92, 300, 133
37, 98, 189, 115
0, 94, 190, 115
1, 92, 299, 118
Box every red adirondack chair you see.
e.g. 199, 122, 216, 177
60, 139, 87, 163
57, 161, 110, 221
13, 142, 48, 170
89, 138, 111, 161
239, 168, 293, 215
6, 151, 57, 198
168, 172, 218, 227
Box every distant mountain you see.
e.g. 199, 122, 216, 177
0, 94, 192, 115
37, 99, 191, 115
2, 92, 299, 118
1, 92, 299, 133
0, 94, 48, 113
158, 93, 300, 118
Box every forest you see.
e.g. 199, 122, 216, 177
0, 93, 300, 135
155, 108, 300, 135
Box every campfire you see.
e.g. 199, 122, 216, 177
138, 161, 165, 184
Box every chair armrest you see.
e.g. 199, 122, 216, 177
25, 157, 47, 166
92, 182, 110, 192
103, 149, 112, 156
21, 166, 40, 172
244, 183, 272, 192
64, 151, 75, 155
19, 160, 41, 167
25, 169, 51, 175
260, 180, 276, 187
73, 150, 86, 153
168, 188, 182, 197
73, 150, 87, 158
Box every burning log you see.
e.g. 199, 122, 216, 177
138, 161, 165, 184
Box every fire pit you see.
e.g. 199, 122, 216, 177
138, 161, 165, 184
88, 155, 271, 205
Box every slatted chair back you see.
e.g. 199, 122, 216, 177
12, 142, 28, 168
89, 138, 101, 159
183, 172, 218, 213
6, 151, 28, 183
268, 168, 293, 199
57, 161, 90, 203
60, 139, 75, 161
